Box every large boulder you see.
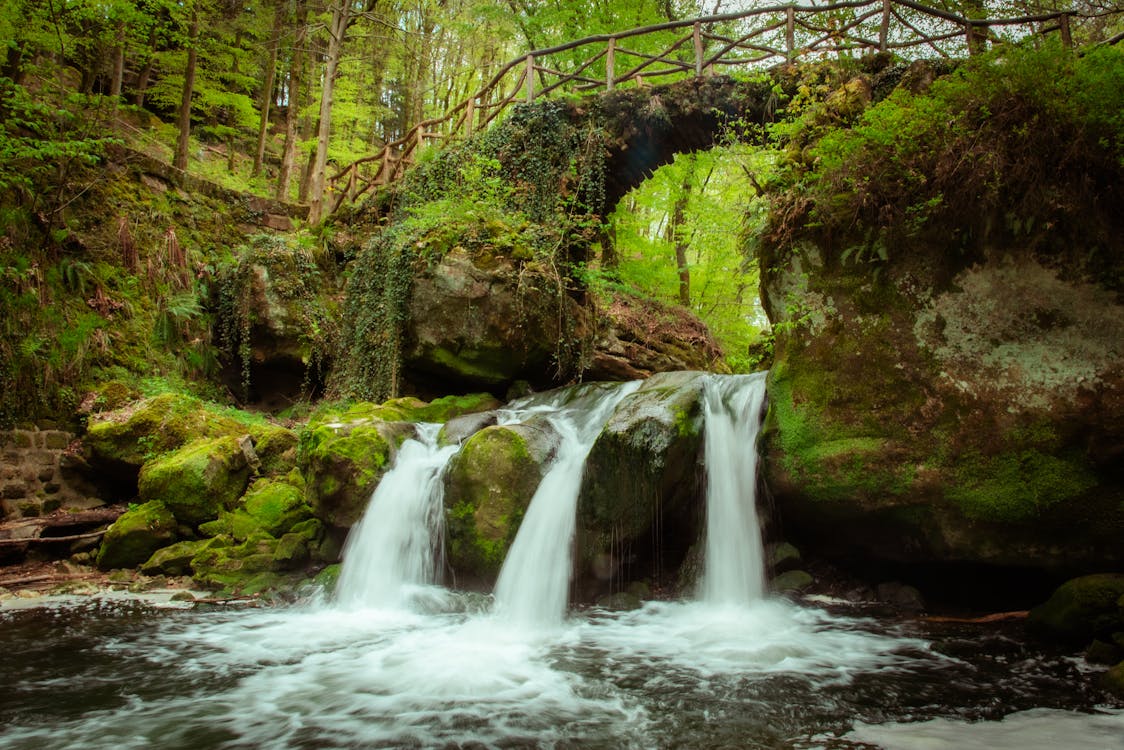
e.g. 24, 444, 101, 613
137, 435, 253, 525
96, 500, 178, 569
83, 393, 246, 480
577, 371, 709, 586
404, 248, 583, 388
760, 245, 1124, 572
443, 422, 559, 583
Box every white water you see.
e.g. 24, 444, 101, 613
700, 371, 769, 605
492, 381, 641, 627
334, 423, 458, 609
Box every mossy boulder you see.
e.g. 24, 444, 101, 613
189, 531, 283, 591
249, 424, 299, 476
443, 422, 558, 583
96, 500, 178, 569
298, 410, 413, 528
760, 243, 1124, 572
140, 539, 208, 576
577, 371, 708, 581
241, 478, 312, 537
1103, 662, 1124, 699
83, 393, 251, 479
1028, 574, 1124, 643
137, 436, 253, 525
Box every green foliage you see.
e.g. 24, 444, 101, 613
768, 42, 1124, 261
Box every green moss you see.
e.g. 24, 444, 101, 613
137, 435, 252, 525
249, 424, 299, 476
1028, 574, 1124, 643
428, 345, 514, 385
443, 425, 541, 580
140, 539, 207, 576
298, 418, 393, 528
242, 478, 312, 536
949, 449, 1098, 522
96, 500, 178, 570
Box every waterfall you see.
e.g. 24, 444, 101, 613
700, 371, 769, 606
335, 423, 458, 609
493, 381, 641, 627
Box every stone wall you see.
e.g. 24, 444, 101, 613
0, 429, 102, 520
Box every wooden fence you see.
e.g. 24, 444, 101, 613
326, 0, 1116, 213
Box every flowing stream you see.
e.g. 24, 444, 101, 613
2, 374, 1122, 749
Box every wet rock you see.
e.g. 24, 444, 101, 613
1086, 639, 1124, 666
1028, 574, 1124, 643
875, 581, 925, 612
769, 542, 803, 574
772, 569, 814, 593
443, 422, 559, 583
141, 539, 208, 576
578, 372, 708, 579
1102, 661, 1124, 699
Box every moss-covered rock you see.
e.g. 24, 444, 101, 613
577, 372, 708, 582
83, 393, 253, 478
137, 436, 253, 525
140, 539, 208, 576
298, 414, 408, 529
242, 477, 312, 536
1028, 574, 1124, 643
760, 243, 1124, 572
443, 422, 557, 582
96, 500, 178, 569
189, 531, 284, 591
249, 424, 299, 476
1103, 661, 1124, 699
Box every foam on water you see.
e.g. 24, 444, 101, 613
845, 707, 1124, 750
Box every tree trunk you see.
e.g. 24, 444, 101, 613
276, 0, 307, 201
132, 29, 158, 106
308, 2, 350, 224
669, 158, 696, 307
173, 9, 200, 172
253, 2, 284, 177
110, 25, 125, 102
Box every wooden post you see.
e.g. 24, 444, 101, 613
693, 22, 704, 77
785, 6, 795, 61
525, 54, 535, 103
465, 97, 475, 138
966, 22, 987, 55
1059, 13, 1072, 48
879, 0, 891, 51
607, 37, 616, 91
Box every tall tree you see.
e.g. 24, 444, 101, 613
172, 4, 199, 171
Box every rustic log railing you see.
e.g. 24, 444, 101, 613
326, 0, 1116, 214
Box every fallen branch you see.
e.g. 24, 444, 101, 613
922, 610, 1029, 624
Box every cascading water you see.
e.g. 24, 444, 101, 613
699, 371, 769, 605
492, 381, 641, 627
334, 423, 458, 609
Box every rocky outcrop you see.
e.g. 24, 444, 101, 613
584, 292, 727, 380
96, 500, 178, 569
404, 249, 582, 388
760, 245, 1124, 573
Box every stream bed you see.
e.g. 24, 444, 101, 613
2, 592, 1121, 749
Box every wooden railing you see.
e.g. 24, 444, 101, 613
326, 0, 1116, 213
